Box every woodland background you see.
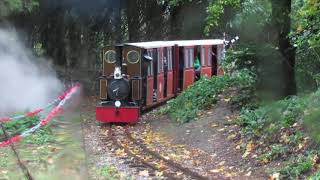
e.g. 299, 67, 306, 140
0, 0, 319, 98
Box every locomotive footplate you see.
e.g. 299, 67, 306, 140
96, 105, 140, 123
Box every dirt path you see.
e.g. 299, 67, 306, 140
145, 98, 268, 179
82, 96, 270, 179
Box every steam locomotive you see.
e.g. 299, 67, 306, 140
96, 39, 227, 123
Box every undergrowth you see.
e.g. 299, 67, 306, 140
0, 115, 40, 136
278, 152, 315, 180
238, 89, 320, 178
160, 69, 255, 123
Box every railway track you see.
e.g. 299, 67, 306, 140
99, 124, 209, 180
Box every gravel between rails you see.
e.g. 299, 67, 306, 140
82, 111, 154, 180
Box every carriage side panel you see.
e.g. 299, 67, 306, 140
200, 45, 212, 77
183, 46, 195, 90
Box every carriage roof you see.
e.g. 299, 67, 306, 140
125, 39, 224, 49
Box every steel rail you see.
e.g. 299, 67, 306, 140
124, 126, 209, 180
100, 125, 177, 180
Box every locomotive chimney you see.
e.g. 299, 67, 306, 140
115, 45, 123, 67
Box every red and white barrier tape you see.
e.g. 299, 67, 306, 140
0, 85, 80, 148
0, 85, 77, 122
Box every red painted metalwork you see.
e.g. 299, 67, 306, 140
173, 45, 179, 94
96, 106, 140, 123
183, 69, 195, 89
200, 46, 212, 77
157, 74, 165, 100
157, 47, 165, 101
183, 46, 195, 90
146, 76, 154, 105
201, 67, 212, 77
167, 71, 173, 96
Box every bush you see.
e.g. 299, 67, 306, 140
239, 95, 307, 137
161, 69, 255, 123
278, 153, 314, 179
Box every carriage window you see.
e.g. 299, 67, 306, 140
184, 48, 189, 68
148, 62, 153, 76
167, 48, 172, 70
170, 48, 173, 70
189, 49, 194, 68
217, 45, 225, 64
161, 49, 164, 72
147, 50, 153, 76
208, 48, 212, 66
201, 47, 205, 66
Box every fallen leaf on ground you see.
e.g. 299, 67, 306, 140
227, 134, 237, 140
210, 166, 225, 173
139, 170, 149, 177
269, 173, 280, 180
211, 123, 219, 128
218, 161, 226, 166
48, 158, 54, 164
155, 171, 163, 177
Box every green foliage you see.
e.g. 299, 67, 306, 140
291, 0, 320, 92
161, 69, 255, 123
292, 0, 320, 49
224, 43, 292, 100
34, 43, 46, 56
231, 0, 271, 30
0, 114, 54, 145
302, 89, 320, 143
278, 153, 314, 179
6, 0, 23, 12
239, 96, 307, 137
205, 0, 241, 34
0, 115, 40, 136
97, 166, 125, 180
0, 0, 39, 17
239, 86, 320, 144
22, 128, 54, 145
223, 45, 257, 75
288, 131, 304, 146
309, 171, 320, 180
259, 144, 289, 162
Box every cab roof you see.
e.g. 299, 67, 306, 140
125, 39, 224, 49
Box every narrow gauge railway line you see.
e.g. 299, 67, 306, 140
99, 125, 209, 180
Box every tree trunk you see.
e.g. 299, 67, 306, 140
271, 0, 296, 96
126, 0, 141, 42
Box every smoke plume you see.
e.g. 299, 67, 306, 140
0, 28, 62, 114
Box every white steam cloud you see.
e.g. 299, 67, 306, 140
0, 28, 62, 114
